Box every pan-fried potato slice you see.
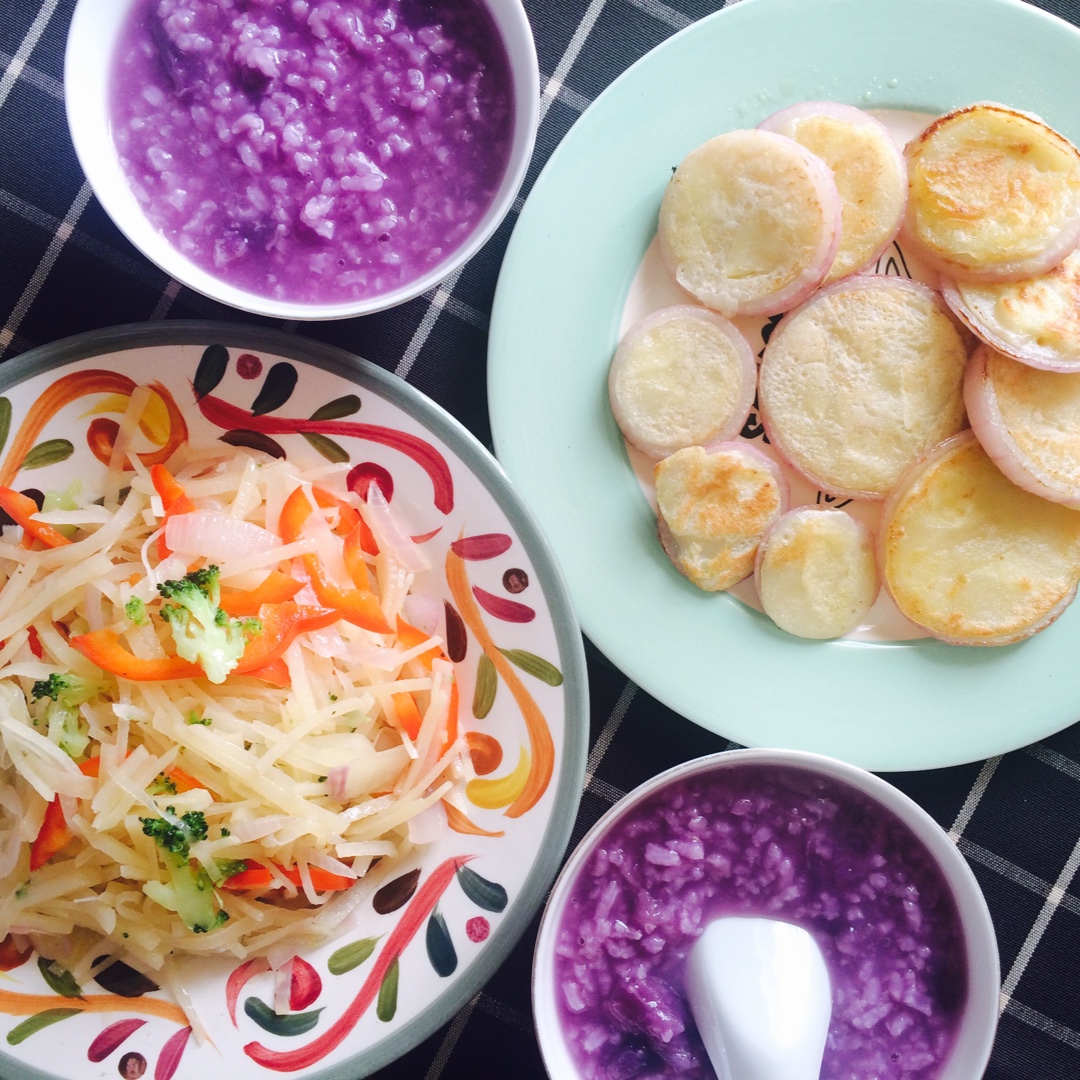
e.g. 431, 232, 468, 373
966, 342, 1080, 506
880, 431, 1080, 645
758, 276, 969, 499
942, 248, 1080, 372
655, 442, 787, 592
658, 129, 841, 318
608, 305, 756, 459
754, 507, 878, 639
759, 101, 907, 284
904, 102, 1080, 282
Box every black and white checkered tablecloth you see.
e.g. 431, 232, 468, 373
5, 1, 1080, 1078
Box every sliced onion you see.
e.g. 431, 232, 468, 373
362, 483, 429, 573
228, 815, 291, 843
406, 799, 448, 847
402, 591, 441, 635
165, 511, 279, 563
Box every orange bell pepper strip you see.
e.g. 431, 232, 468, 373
0, 487, 72, 549
278, 487, 390, 634
150, 463, 196, 559
244, 657, 291, 687
395, 616, 459, 749
342, 521, 373, 590
219, 571, 303, 616
29, 798, 73, 871
220, 860, 355, 892
390, 692, 424, 740
312, 487, 361, 535
70, 602, 341, 682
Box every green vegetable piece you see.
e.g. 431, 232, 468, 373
157, 565, 262, 683
21, 439, 74, 471
29, 673, 102, 758
6, 1008, 82, 1045
376, 957, 399, 1022
125, 597, 148, 625
327, 936, 379, 976
425, 910, 457, 978
243, 997, 324, 1037
37, 957, 82, 999
456, 865, 508, 913
302, 432, 350, 463
309, 395, 361, 421
498, 648, 564, 686
472, 653, 497, 719
194, 344, 229, 400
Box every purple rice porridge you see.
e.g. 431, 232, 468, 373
110, 0, 514, 304
554, 764, 967, 1080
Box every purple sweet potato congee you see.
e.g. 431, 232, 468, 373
110, 0, 514, 304
554, 764, 967, 1080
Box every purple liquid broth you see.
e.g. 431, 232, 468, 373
554, 764, 967, 1080
109, 0, 514, 303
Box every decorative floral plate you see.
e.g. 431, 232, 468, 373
0, 322, 587, 1080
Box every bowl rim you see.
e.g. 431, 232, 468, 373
63, 0, 540, 321
532, 747, 1000, 1080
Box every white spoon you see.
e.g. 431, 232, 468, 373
685, 916, 832, 1080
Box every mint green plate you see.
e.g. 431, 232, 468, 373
488, 0, 1080, 772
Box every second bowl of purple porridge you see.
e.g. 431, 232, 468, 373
65, 0, 539, 320
533, 748, 999, 1080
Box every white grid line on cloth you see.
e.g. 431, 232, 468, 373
1005, 998, 1080, 1054
948, 755, 1000, 841
587, 773, 629, 805
585, 679, 637, 781
999, 833, 1080, 1015
627, 0, 695, 30
394, 267, 463, 379
0, 180, 93, 358
150, 278, 183, 320
538, 0, 609, 125
0, 50, 63, 103
423, 993, 479, 1080
0, 0, 61, 114
539, 74, 592, 116
1025, 740, 1080, 781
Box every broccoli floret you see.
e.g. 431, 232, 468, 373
156, 566, 262, 684
140, 808, 228, 934
30, 673, 104, 759
125, 597, 148, 625
211, 857, 250, 884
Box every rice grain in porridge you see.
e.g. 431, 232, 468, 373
110, 0, 514, 304
554, 764, 967, 1079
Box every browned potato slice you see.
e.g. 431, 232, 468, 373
879, 430, 1080, 645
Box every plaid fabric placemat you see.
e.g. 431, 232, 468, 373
4, 1, 1080, 1078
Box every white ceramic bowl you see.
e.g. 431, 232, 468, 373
63, 0, 539, 320
533, 748, 1000, 1080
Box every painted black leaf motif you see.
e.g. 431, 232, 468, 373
376, 957, 399, 1022
373, 867, 420, 914
472, 653, 497, 720
456, 865, 508, 912
426, 910, 457, 977
243, 997, 323, 1036
37, 956, 82, 998
92, 956, 158, 997
309, 395, 361, 421
21, 439, 74, 470
220, 429, 287, 459
302, 432, 350, 463
499, 649, 564, 686
250, 362, 298, 415
444, 600, 467, 662
327, 936, 378, 976
193, 344, 229, 400
0, 397, 11, 457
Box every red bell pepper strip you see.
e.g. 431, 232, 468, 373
244, 657, 291, 687
220, 860, 355, 892
69, 633, 203, 681
219, 572, 303, 616
150, 464, 196, 559
0, 487, 72, 549
29, 798, 72, 871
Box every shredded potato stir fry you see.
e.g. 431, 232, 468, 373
0, 445, 467, 987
